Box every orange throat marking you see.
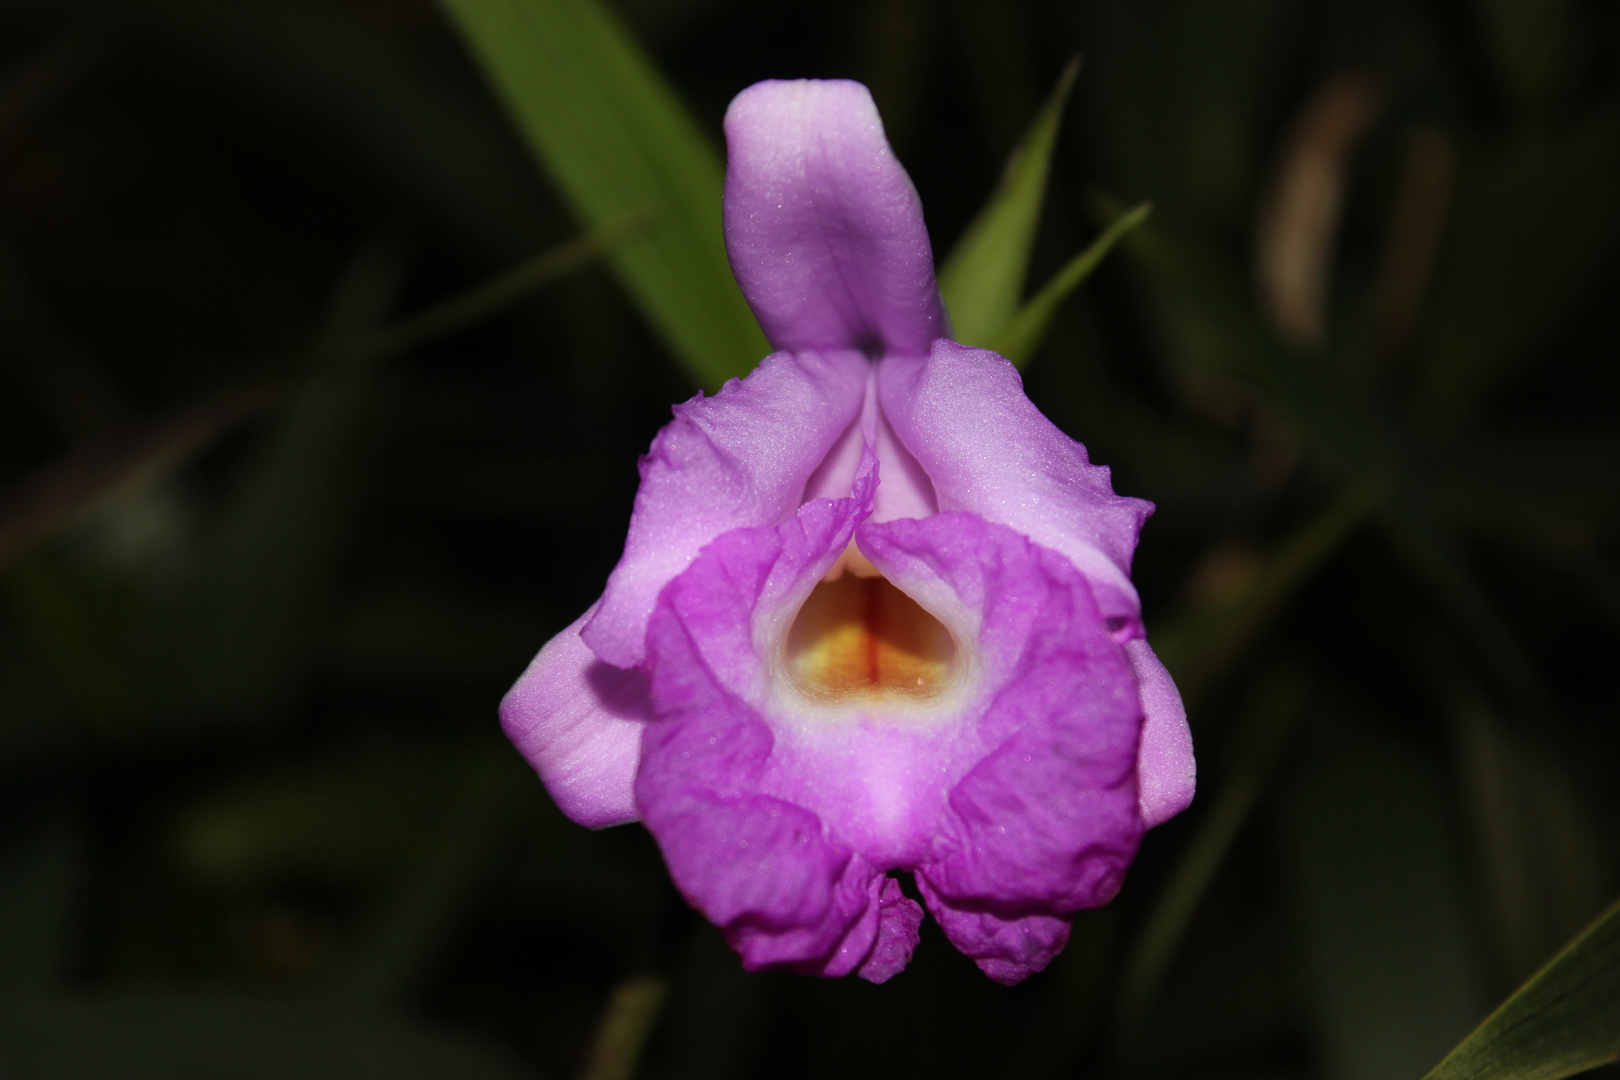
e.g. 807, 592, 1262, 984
785, 573, 956, 703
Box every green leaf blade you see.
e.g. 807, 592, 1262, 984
939, 57, 1080, 349
436, 0, 769, 391
1425, 895, 1620, 1080
991, 198, 1151, 367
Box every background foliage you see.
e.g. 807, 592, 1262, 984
0, 0, 1616, 1076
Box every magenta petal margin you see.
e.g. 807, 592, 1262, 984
500, 78, 1195, 984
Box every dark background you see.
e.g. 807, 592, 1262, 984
0, 0, 1616, 1077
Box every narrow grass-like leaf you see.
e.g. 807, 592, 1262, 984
990, 200, 1151, 366
580, 975, 670, 1080
938, 57, 1080, 348
337, 215, 644, 369
436, 0, 769, 390
1424, 895, 1620, 1080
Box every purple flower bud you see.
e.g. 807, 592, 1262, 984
501, 79, 1194, 984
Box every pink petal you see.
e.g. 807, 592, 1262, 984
499, 606, 648, 828
914, 874, 1074, 985
856, 879, 924, 983
802, 371, 939, 519
583, 347, 869, 668
1127, 639, 1196, 827
636, 491, 903, 977
723, 80, 948, 356
867, 516, 1143, 919
637, 461, 1143, 982
877, 340, 1156, 633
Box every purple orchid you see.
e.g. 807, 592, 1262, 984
501, 79, 1194, 985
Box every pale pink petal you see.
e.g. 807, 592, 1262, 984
1127, 639, 1196, 827
877, 341, 1155, 633
500, 606, 648, 828
723, 80, 947, 355
583, 347, 869, 668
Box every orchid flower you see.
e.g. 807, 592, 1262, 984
501, 79, 1194, 985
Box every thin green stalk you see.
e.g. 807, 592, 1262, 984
334, 213, 646, 369
578, 975, 669, 1080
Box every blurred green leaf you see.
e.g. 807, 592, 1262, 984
1117, 666, 1307, 1048
0, 818, 85, 1001
174, 749, 487, 891
990, 199, 1149, 366
327, 750, 526, 1007
1471, 0, 1575, 115
1151, 488, 1371, 707
1412, 113, 1620, 427
1424, 895, 1620, 1080
579, 975, 669, 1080
1452, 691, 1609, 987
1106, 195, 1555, 717
0, 385, 275, 571
1096, 189, 1378, 461
437, 0, 770, 390
0, 994, 537, 1079
1284, 713, 1486, 1080
131, 0, 555, 262
150, 239, 405, 728
938, 57, 1079, 348
1413, 114, 1620, 427
3, 554, 141, 727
